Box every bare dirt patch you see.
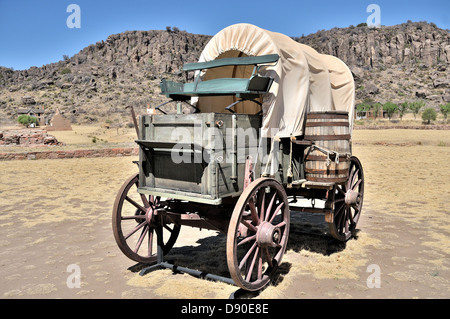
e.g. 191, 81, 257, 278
0, 129, 448, 299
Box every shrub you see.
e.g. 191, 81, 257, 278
17, 114, 39, 127
422, 107, 437, 124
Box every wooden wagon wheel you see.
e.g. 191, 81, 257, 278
328, 156, 364, 241
112, 173, 181, 264
227, 177, 290, 291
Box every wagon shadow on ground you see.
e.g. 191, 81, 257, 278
287, 212, 351, 255
127, 212, 358, 298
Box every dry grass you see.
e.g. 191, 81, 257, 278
0, 156, 138, 228
50, 125, 138, 145
353, 128, 450, 146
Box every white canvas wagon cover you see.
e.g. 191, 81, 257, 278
193, 23, 355, 138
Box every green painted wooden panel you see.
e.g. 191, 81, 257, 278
137, 113, 262, 204
160, 76, 273, 99
182, 54, 279, 71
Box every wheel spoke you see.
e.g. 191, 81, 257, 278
340, 207, 349, 234
257, 250, 263, 280
124, 221, 147, 240
245, 246, 260, 282
239, 242, 257, 270
259, 189, 266, 221
163, 224, 173, 233
335, 203, 345, 217
269, 202, 284, 223
140, 194, 150, 208
263, 247, 273, 268
337, 185, 346, 196
275, 220, 286, 228
237, 234, 256, 247
350, 169, 360, 190
335, 205, 345, 232
125, 196, 147, 214
121, 215, 146, 220
241, 219, 258, 233
352, 179, 362, 191
348, 207, 356, 224
134, 224, 148, 253
351, 203, 360, 213
248, 199, 260, 225
264, 193, 277, 222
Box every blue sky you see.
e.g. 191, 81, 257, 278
0, 0, 448, 70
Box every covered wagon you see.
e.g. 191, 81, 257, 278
112, 23, 364, 291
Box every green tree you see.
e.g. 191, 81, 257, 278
439, 103, 450, 120
422, 107, 437, 124
398, 102, 409, 120
371, 102, 382, 120
409, 100, 425, 120
383, 101, 398, 120
17, 115, 39, 127
356, 103, 371, 118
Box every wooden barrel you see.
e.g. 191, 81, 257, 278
304, 111, 351, 184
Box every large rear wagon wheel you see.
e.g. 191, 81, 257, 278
328, 156, 364, 241
227, 178, 290, 291
112, 173, 181, 264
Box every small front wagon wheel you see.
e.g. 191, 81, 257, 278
328, 156, 364, 241
227, 178, 290, 291
112, 173, 181, 264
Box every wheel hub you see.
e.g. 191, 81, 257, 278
145, 206, 157, 225
345, 189, 360, 206
256, 221, 281, 247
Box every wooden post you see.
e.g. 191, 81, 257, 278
126, 105, 140, 139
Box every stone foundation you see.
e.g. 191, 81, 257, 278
0, 147, 138, 161
0, 129, 63, 146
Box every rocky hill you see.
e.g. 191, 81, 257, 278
0, 22, 449, 126
297, 21, 450, 108
0, 29, 211, 125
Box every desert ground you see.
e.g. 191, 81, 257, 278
0, 124, 449, 299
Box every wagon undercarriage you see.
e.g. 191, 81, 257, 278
112, 140, 364, 291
